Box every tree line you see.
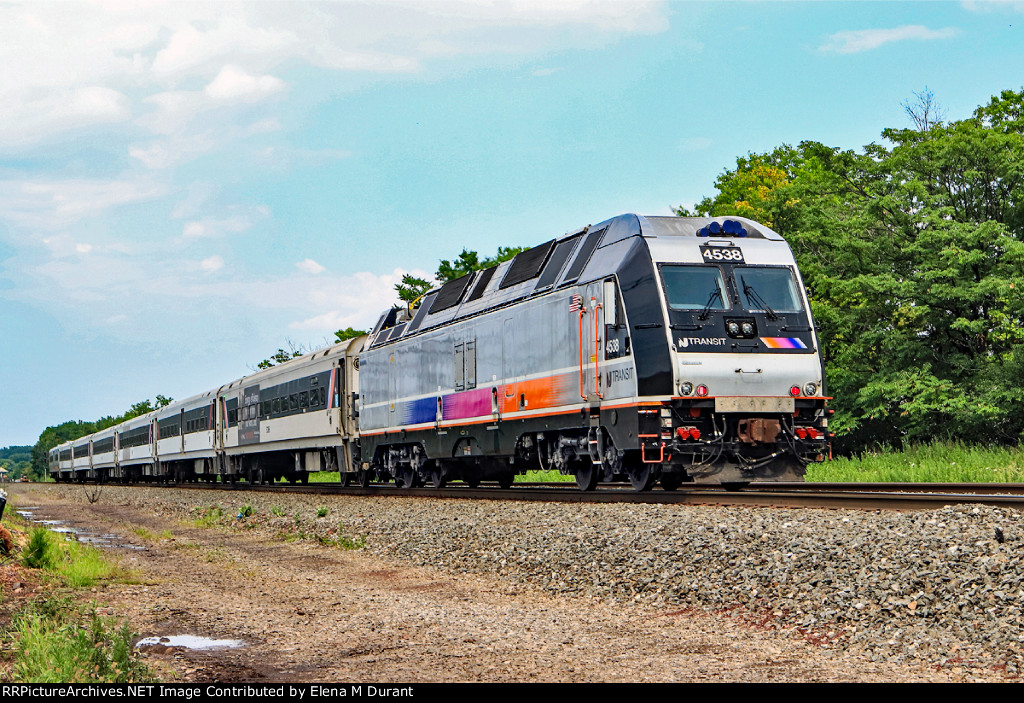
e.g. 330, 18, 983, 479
29, 396, 174, 477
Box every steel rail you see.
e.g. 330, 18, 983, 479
160, 480, 1024, 511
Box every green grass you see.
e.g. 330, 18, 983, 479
807, 441, 1024, 483
519, 469, 574, 483
132, 527, 171, 541
6, 514, 154, 682
11, 598, 156, 683
193, 504, 225, 527
21, 527, 129, 587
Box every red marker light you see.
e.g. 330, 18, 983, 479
790, 385, 801, 397
696, 384, 709, 397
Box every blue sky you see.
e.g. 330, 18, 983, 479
2, 0, 1023, 447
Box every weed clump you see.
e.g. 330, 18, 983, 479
22, 527, 54, 570
13, 598, 156, 683
194, 504, 225, 527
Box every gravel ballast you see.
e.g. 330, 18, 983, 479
23, 484, 1024, 677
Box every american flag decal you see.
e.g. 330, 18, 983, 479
569, 294, 583, 312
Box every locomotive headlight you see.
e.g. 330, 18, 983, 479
680, 381, 694, 396
803, 382, 818, 397
726, 321, 740, 335
741, 322, 754, 335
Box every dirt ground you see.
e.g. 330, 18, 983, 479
0, 484, 1008, 683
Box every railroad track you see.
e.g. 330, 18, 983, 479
145, 480, 1024, 512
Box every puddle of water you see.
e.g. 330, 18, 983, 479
136, 635, 245, 650
16, 512, 145, 550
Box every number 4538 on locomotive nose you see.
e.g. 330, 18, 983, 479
358, 214, 830, 491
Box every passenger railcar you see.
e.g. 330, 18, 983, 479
49, 214, 829, 491
50, 337, 363, 485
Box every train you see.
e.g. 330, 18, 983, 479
49, 213, 830, 491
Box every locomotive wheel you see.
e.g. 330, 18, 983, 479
429, 468, 447, 489
497, 472, 515, 489
394, 466, 418, 489
575, 461, 598, 491
357, 469, 372, 488
628, 464, 656, 492
721, 482, 750, 492
464, 476, 480, 488
339, 471, 351, 487
660, 474, 683, 491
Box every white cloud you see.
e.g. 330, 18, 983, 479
820, 25, 959, 54
288, 268, 430, 333
129, 133, 217, 169
0, 177, 167, 230
0, 86, 132, 149
181, 215, 257, 239
204, 65, 287, 102
296, 258, 326, 275
0, 1, 670, 157
200, 255, 224, 272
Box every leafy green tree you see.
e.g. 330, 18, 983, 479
394, 274, 433, 304
396, 245, 527, 305
334, 327, 366, 343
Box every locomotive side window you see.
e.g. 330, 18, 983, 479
734, 266, 804, 314
466, 340, 477, 389
661, 265, 730, 311
454, 342, 465, 391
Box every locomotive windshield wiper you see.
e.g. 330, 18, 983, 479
697, 288, 722, 321
742, 282, 779, 320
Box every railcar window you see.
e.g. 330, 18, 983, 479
734, 267, 804, 314
300, 391, 309, 408
661, 265, 730, 311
